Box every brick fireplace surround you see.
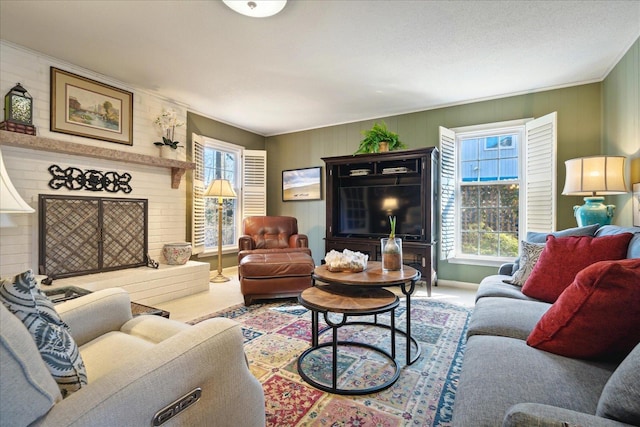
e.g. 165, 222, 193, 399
0, 131, 209, 305
0, 41, 212, 304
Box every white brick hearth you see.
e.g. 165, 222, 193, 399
40, 261, 210, 305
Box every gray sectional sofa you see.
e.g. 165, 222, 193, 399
452, 225, 640, 427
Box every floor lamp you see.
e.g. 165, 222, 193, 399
204, 179, 237, 283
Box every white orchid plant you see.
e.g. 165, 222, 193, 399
154, 109, 185, 149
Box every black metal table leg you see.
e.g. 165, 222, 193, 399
401, 277, 421, 365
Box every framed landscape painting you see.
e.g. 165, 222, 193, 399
282, 166, 322, 201
50, 67, 133, 145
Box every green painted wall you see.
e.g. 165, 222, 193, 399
185, 39, 639, 284
603, 37, 639, 223
186, 112, 265, 271
266, 83, 603, 283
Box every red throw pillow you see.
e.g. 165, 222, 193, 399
527, 259, 640, 360
521, 234, 633, 303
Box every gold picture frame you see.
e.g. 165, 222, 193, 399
50, 67, 133, 146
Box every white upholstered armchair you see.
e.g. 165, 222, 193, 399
0, 288, 265, 426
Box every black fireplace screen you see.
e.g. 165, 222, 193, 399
39, 195, 148, 279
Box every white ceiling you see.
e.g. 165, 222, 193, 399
1, 1, 639, 136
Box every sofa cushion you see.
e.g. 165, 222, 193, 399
467, 297, 550, 340
0, 303, 62, 426
521, 234, 633, 303
596, 344, 640, 425
242, 216, 300, 249
504, 240, 545, 286
452, 335, 617, 427
525, 223, 600, 243
509, 224, 601, 282
527, 259, 640, 361
0, 270, 87, 397
595, 225, 640, 259
80, 331, 155, 382
475, 275, 539, 301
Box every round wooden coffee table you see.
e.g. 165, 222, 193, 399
297, 285, 401, 395
312, 261, 422, 365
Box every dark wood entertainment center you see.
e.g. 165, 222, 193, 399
322, 147, 439, 287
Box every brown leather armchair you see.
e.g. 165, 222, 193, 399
238, 216, 311, 261
238, 216, 314, 305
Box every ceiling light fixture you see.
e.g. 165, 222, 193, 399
222, 0, 287, 18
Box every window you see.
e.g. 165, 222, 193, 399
192, 134, 266, 255
440, 113, 557, 266
200, 138, 242, 253
459, 130, 521, 258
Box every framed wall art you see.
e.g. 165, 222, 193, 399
282, 166, 322, 201
50, 67, 133, 145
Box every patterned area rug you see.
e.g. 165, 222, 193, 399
189, 298, 471, 426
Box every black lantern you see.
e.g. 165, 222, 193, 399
4, 83, 33, 125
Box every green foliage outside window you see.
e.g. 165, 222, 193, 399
460, 184, 519, 257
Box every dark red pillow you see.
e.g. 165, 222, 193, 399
527, 259, 640, 360
521, 233, 633, 303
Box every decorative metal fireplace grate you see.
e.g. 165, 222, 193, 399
39, 195, 148, 279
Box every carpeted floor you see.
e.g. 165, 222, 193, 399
190, 298, 471, 426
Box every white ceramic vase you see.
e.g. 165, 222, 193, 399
159, 146, 179, 160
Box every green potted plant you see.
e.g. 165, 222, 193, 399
354, 121, 406, 154
154, 109, 184, 159
381, 216, 402, 271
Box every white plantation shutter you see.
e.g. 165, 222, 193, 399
439, 126, 456, 260
525, 112, 557, 233
192, 135, 267, 252
242, 150, 267, 218
192, 133, 206, 255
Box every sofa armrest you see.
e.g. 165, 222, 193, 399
238, 235, 255, 251
56, 288, 133, 347
35, 318, 265, 427
503, 403, 634, 427
120, 314, 190, 343
498, 263, 517, 276
289, 233, 309, 248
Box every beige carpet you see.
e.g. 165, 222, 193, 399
156, 268, 476, 323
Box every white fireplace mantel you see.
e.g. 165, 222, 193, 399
0, 130, 195, 189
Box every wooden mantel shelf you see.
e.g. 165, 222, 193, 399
0, 130, 195, 189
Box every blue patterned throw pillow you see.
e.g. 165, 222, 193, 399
0, 270, 87, 398
504, 240, 545, 286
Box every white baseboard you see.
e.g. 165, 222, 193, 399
437, 279, 479, 291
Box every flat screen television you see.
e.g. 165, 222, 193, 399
337, 184, 423, 239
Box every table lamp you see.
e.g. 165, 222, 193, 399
1, 147, 35, 227
562, 156, 627, 227
204, 179, 237, 282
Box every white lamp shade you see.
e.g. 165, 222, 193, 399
204, 179, 237, 199
0, 148, 34, 213
562, 156, 628, 196
222, 0, 286, 18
